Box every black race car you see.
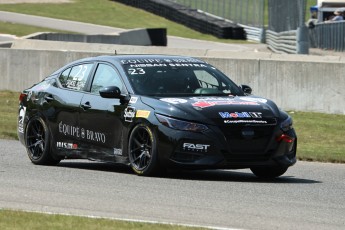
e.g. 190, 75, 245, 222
18, 55, 297, 178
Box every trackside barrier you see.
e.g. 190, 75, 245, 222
239, 24, 265, 43
266, 30, 298, 54
0, 48, 344, 114
309, 21, 345, 52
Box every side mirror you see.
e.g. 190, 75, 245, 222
240, 84, 252, 95
99, 86, 122, 98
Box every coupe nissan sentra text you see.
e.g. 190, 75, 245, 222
18, 55, 297, 178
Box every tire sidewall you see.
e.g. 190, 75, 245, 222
128, 124, 158, 176
25, 116, 51, 164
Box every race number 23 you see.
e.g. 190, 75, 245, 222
128, 68, 145, 75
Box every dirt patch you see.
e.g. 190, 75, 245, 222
0, 0, 72, 3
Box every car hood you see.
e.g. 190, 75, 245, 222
141, 96, 280, 126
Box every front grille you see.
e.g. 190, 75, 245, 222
220, 122, 277, 155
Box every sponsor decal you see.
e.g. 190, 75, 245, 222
58, 121, 106, 143
136, 110, 151, 118
191, 97, 235, 101
124, 107, 136, 122
218, 112, 262, 119
240, 97, 267, 103
121, 58, 205, 65
160, 98, 188, 104
114, 148, 122, 156
183, 143, 210, 153
129, 97, 138, 104
192, 100, 259, 108
224, 120, 268, 124
18, 105, 26, 133
57, 142, 78, 149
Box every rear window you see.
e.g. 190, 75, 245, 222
58, 63, 93, 91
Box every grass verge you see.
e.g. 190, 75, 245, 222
0, 21, 71, 37
0, 209, 202, 230
1, 91, 344, 163
0, 0, 248, 44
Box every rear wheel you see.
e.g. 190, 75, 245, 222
250, 166, 288, 179
128, 124, 160, 176
25, 117, 60, 165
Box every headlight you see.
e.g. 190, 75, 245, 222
155, 114, 208, 132
280, 116, 293, 132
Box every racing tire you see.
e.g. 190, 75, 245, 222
128, 124, 161, 176
25, 116, 60, 165
250, 166, 288, 179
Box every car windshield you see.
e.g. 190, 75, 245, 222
122, 60, 243, 97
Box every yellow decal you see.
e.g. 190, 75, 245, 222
136, 110, 151, 118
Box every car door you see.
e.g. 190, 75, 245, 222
49, 63, 94, 156
79, 63, 128, 161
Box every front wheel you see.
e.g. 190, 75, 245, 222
250, 166, 288, 179
128, 124, 160, 176
25, 116, 60, 165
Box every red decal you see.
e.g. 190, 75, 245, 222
192, 101, 259, 108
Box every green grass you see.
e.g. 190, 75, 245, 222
0, 0, 247, 44
1, 91, 344, 163
289, 111, 345, 163
0, 21, 71, 36
0, 91, 19, 140
0, 209, 203, 230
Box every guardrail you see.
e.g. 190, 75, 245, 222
309, 21, 345, 52
239, 24, 265, 43
266, 30, 297, 54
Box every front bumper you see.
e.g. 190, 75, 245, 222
156, 124, 297, 169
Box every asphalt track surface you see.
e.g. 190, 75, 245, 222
0, 139, 344, 230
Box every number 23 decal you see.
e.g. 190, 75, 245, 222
128, 68, 145, 75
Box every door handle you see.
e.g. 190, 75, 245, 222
81, 102, 92, 110
44, 94, 54, 102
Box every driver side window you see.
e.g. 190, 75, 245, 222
91, 64, 124, 95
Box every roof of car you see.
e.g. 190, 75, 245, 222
50, 55, 206, 76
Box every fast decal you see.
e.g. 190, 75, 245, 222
56, 142, 78, 149
160, 98, 188, 104
183, 143, 210, 153
218, 112, 262, 119
114, 148, 122, 156
58, 121, 106, 143
129, 97, 138, 104
124, 107, 136, 122
18, 105, 26, 133
136, 110, 151, 118
224, 120, 268, 124
192, 100, 259, 108
240, 97, 267, 103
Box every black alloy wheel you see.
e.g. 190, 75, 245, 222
128, 124, 159, 176
25, 117, 60, 165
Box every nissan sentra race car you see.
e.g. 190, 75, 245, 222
18, 55, 297, 178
